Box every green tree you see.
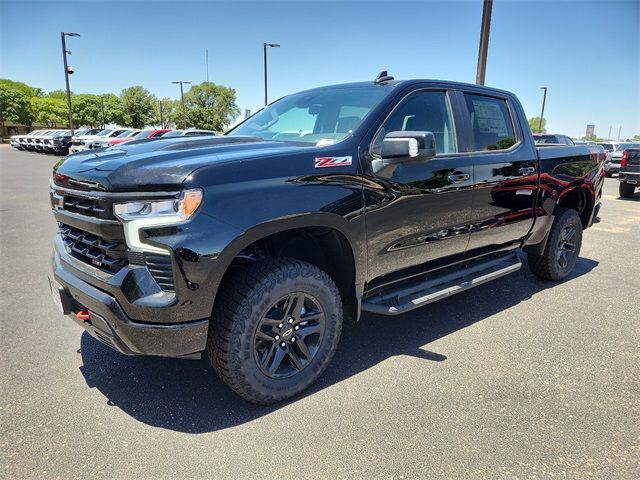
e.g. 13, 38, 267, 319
48, 90, 68, 101
100, 93, 126, 126
120, 86, 156, 128
633, 135, 640, 141
73, 94, 103, 127
184, 82, 240, 132
0, 78, 42, 98
156, 98, 179, 128
30, 96, 67, 127
528, 117, 547, 133
0, 86, 33, 134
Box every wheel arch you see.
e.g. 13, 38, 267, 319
210, 213, 365, 322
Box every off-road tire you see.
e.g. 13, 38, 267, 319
528, 207, 583, 281
207, 257, 343, 404
619, 181, 636, 199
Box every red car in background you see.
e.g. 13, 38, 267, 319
107, 129, 171, 146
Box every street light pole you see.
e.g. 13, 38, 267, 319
61, 32, 80, 135
159, 100, 164, 128
100, 96, 106, 128
475, 0, 493, 85
172, 81, 191, 129
263, 43, 280, 105
539, 87, 548, 133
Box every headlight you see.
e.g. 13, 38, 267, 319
114, 189, 203, 253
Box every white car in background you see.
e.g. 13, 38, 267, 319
69, 128, 121, 153
25, 130, 56, 151
93, 129, 139, 148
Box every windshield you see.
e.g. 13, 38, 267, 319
615, 142, 639, 151
133, 130, 153, 138
228, 86, 389, 146
534, 135, 558, 144
162, 130, 183, 137
115, 130, 134, 138
598, 143, 614, 151
94, 129, 114, 137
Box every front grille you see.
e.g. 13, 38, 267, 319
59, 223, 127, 274
144, 253, 175, 292
63, 195, 109, 219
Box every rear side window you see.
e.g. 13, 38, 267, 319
463, 94, 516, 151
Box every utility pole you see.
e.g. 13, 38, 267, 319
263, 43, 280, 105
475, 0, 493, 85
608, 125, 612, 141
538, 87, 547, 133
618, 126, 622, 141
100, 96, 106, 128
206, 49, 209, 83
159, 100, 164, 128
61, 32, 80, 135
172, 81, 191, 129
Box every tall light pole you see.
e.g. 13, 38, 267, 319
61, 32, 80, 135
263, 43, 280, 105
475, 0, 493, 85
538, 87, 548, 133
100, 96, 106, 128
172, 80, 191, 129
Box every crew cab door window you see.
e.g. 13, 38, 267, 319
376, 90, 456, 154
463, 94, 516, 151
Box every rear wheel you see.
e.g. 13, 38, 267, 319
528, 208, 583, 281
619, 181, 636, 199
207, 258, 343, 404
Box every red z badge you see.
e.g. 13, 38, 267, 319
314, 156, 353, 168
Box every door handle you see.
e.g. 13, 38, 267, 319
518, 166, 536, 176
448, 173, 470, 183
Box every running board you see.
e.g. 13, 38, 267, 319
361, 253, 522, 316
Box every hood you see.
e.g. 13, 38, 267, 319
53, 135, 302, 191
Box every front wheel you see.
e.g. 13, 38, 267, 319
207, 258, 343, 404
528, 208, 583, 281
619, 181, 636, 199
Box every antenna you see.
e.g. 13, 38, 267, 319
374, 71, 394, 84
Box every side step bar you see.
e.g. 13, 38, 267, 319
361, 253, 522, 316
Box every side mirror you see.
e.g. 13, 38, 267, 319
373, 131, 437, 176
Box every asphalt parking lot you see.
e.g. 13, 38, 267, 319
1, 144, 638, 479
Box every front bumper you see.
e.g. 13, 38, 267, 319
51, 241, 209, 358
69, 145, 88, 153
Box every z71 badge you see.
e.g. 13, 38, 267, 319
314, 156, 353, 168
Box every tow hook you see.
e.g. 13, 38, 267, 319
76, 309, 92, 325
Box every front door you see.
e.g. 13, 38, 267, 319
362, 89, 475, 287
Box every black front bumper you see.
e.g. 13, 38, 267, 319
51, 248, 209, 358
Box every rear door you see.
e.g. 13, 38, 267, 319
459, 92, 538, 257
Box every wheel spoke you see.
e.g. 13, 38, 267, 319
559, 250, 567, 268
565, 226, 576, 242
289, 293, 306, 319
267, 346, 286, 373
256, 330, 274, 342
287, 347, 304, 371
260, 342, 277, 367
300, 311, 323, 323
296, 323, 321, 338
295, 338, 313, 363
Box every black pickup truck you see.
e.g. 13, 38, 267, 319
49, 74, 604, 404
618, 148, 640, 198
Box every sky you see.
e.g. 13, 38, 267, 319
1, 0, 639, 139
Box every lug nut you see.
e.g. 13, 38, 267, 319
290, 337, 296, 343
280, 342, 286, 347
275, 335, 280, 340
294, 325, 300, 331
278, 323, 283, 328
288, 318, 294, 324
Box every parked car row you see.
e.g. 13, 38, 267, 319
9, 128, 217, 156
596, 141, 640, 177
